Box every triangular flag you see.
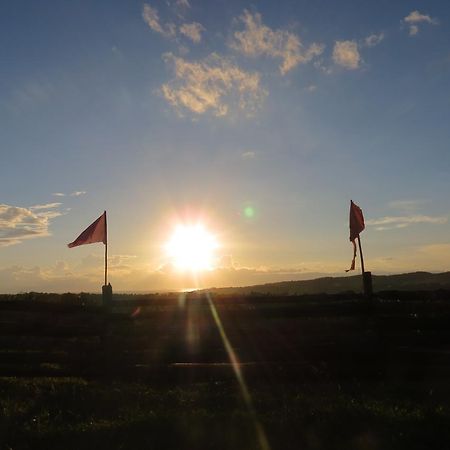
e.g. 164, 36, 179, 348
346, 200, 365, 272
68, 211, 107, 248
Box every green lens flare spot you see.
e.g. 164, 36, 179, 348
244, 206, 255, 218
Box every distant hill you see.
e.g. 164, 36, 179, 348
205, 271, 450, 296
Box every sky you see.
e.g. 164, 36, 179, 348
1, 0, 450, 293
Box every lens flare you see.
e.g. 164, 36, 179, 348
206, 293, 271, 450
244, 206, 255, 218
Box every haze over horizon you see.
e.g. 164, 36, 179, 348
2, 1, 450, 293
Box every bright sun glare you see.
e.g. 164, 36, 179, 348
165, 224, 219, 272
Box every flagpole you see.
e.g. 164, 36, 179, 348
357, 234, 373, 299
105, 242, 107, 286
357, 235, 365, 275
104, 211, 107, 286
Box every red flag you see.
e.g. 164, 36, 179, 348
68, 211, 107, 248
349, 200, 365, 242
346, 201, 365, 272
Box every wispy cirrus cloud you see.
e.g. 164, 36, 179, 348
388, 199, 426, 212
30, 202, 62, 211
52, 191, 87, 198
161, 52, 266, 117
367, 214, 447, 231
241, 151, 256, 160
230, 10, 324, 75
332, 40, 360, 70
403, 10, 438, 36
0, 203, 63, 247
70, 191, 87, 197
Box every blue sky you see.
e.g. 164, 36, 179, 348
1, 0, 450, 292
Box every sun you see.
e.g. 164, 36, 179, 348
165, 223, 219, 272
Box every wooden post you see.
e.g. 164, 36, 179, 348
102, 283, 113, 311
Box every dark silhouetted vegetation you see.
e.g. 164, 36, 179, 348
1, 290, 450, 449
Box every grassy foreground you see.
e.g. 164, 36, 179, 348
1, 291, 450, 449
1, 376, 449, 450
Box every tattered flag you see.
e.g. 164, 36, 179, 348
346, 201, 365, 272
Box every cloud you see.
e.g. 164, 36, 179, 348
230, 10, 324, 75
52, 191, 87, 198
241, 151, 256, 160
408, 25, 419, 36
161, 52, 267, 117
142, 4, 165, 35
404, 11, 438, 25
0, 203, 63, 247
388, 200, 425, 212
77, 253, 137, 273
179, 22, 205, 43
142, 3, 176, 38
142, 2, 204, 43
332, 40, 360, 70
5, 246, 450, 292
403, 10, 438, 36
364, 32, 384, 47
0, 263, 97, 293
30, 202, 62, 210
367, 214, 447, 231
314, 59, 333, 75
175, 0, 190, 9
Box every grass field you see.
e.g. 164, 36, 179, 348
1, 291, 450, 449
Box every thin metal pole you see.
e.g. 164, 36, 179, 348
357, 235, 365, 275
104, 211, 107, 286
105, 242, 107, 286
